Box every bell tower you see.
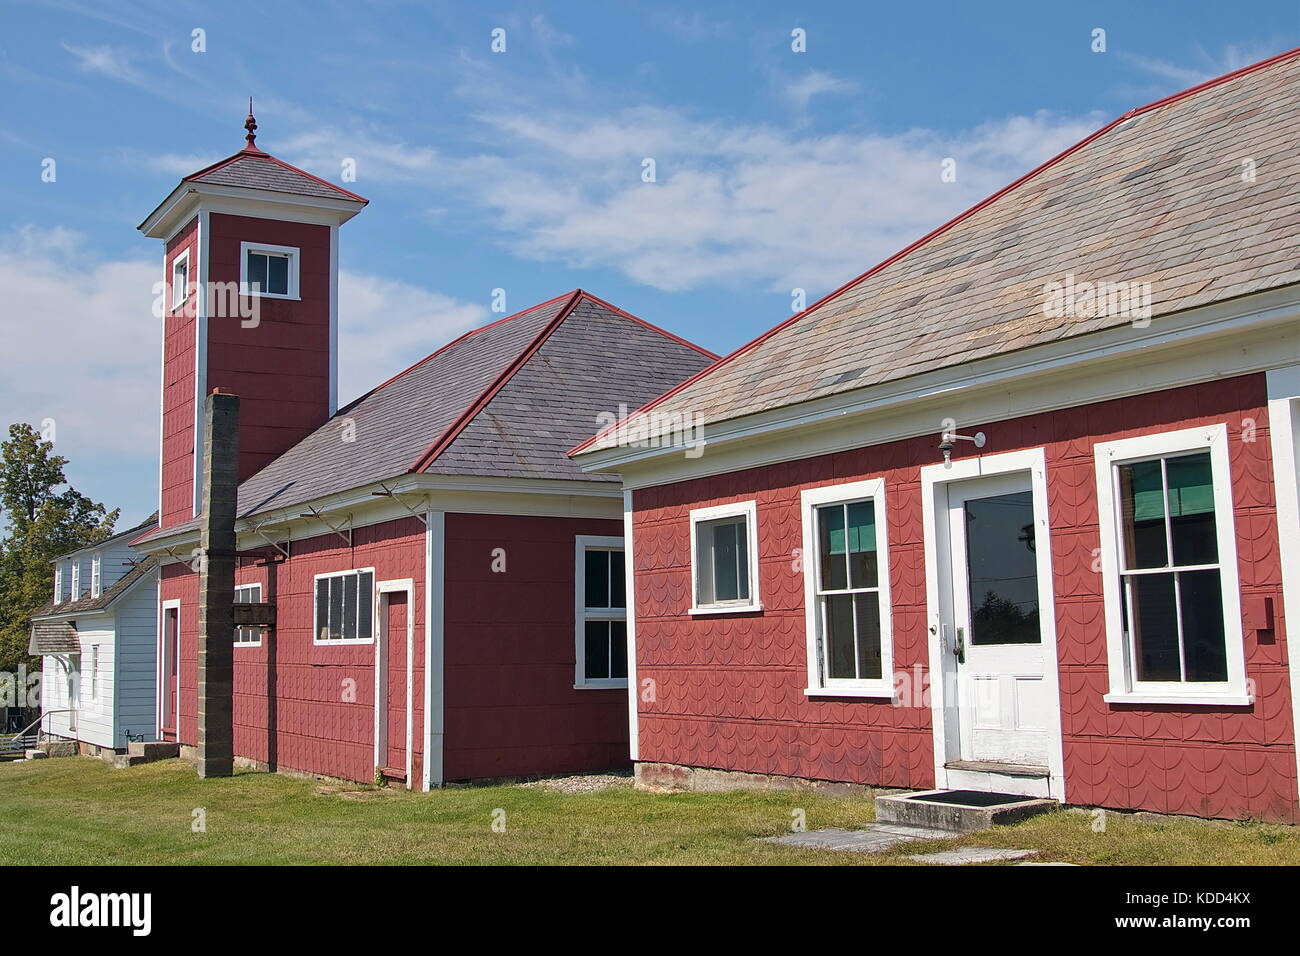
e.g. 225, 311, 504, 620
139, 105, 367, 530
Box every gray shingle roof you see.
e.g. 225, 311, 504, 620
577, 48, 1300, 453
29, 556, 156, 621
54, 513, 157, 562
29, 622, 79, 656
185, 148, 366, 203
135, 292, 714, 542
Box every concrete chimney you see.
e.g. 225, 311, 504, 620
196, 388, 239, 778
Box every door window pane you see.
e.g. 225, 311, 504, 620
964, 491, 1040, 645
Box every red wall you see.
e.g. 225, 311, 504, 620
160, 217, 198, 529
160, 511, 631, 785
206, 213, 332, 483
162, 517, 426, 784
633, 373, 1296, 821
443, 513, 630, 780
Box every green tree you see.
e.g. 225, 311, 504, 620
0, 424, 118, 672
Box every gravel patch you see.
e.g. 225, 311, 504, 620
515, 772, 634, 794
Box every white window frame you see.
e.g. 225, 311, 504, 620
54, 565, 64, 605
90, 555, 102, 598
312, 568, 376, 645
240, 241, 300, 300
70, 561, 80, 600
1094, 423, 1249, 706
574, 535, 628, 689
800, 478, 894, 698
234, 582, 264, 647
689, 500, 762, 615
90, 644, 100, 704
171, 249, 190, 310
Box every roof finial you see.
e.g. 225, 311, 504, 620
244, 97, 258, 150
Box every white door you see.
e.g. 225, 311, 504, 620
946, 474, 1049, 766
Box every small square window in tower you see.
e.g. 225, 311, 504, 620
245, 249, 291, 296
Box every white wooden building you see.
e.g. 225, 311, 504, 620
28, 516, 159, 752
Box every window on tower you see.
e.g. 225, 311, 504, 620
240, 242, 300, 299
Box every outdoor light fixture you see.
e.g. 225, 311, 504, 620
939, 428, 986, 464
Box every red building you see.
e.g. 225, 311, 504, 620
132, 116, 715, 788
572, 50, 1300, 821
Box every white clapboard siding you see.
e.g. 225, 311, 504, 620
113, 571, 159, 745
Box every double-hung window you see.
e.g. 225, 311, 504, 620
90, 555, 102, 598
54, 565, 64, 604
689, 501, 761, 614
241, 242, 299, 298
70, 562, 80, 600
801, 479, 893, 697
234, 583, 263, 646
1095, 424, 1248, 705
313, 569, 375, 644
575, 536, 627, 687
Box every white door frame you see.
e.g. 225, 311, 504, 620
158, 599, 181, 739
373, 578, 415, 788
1267, 366, 1300, 814
921, 447, 1066, 800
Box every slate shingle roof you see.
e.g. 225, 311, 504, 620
135, 291, 714, 542
29, 557, 158, 621
29, 622, 79, 656
576, 48, 1300, 454
184, 147, 367, 203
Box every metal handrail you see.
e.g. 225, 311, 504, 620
1, 709, 78, 751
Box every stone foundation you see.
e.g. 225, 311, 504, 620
634, 761, 883, 797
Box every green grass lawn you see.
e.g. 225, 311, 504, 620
1, 757, 1297, 865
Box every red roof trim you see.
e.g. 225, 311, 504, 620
183, 149, 368, 204
407, 290, 585, 473
568, 45, 1300, 457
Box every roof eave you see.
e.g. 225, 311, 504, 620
138, 181, 368, 238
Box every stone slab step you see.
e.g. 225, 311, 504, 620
111, 754, 147, 770
24, 749, 48, 760
945, 759, 1049, 777
763, 823, 959, 854
876, 789, 1058, 832
128, 741, 180, 760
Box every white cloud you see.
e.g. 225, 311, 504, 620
0, 227, 486, 509
60, 41, 142, 84
782, 70, 860, 110
461, 106, 1102, 292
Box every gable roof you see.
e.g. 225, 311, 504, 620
53, 513, 158, 563
134, 292, 714, 544
30, 556, 158, 622
29, 621, 79, 656
574, 47, 1300, 456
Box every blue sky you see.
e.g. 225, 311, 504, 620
1, 0, 1297, 528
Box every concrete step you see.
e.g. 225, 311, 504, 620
128, 741, 180, 760
111, 754, 148, 770
39, 740, 78, 758
876, 789, 1058, 833
24, 749, 48, 760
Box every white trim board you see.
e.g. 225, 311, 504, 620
622, 490, 640, 761
373, 578, 415, 788
1266, 366, 1300, 817
423, 510, 445, 790
919, 447, 1067, 802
